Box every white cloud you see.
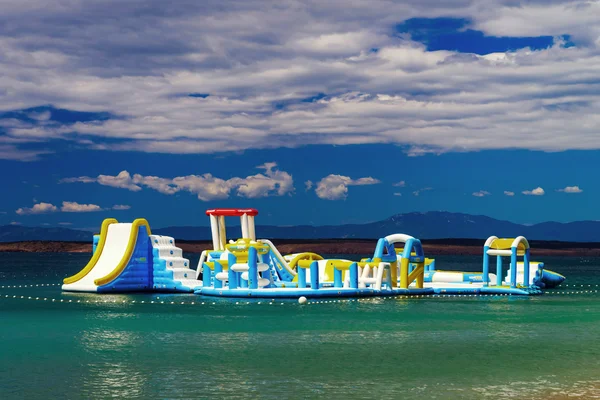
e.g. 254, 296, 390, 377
472, 3, 600, 43
557, 185, 583, 193
16, 201, 106, 214
112, 204, 131, 210
16, 202, 58, 215
61, 163, 294, 201
59, 176, 96, 184
291, 31, 390, 56
132, 175, 178, 195
0, 144, 51, 162
10, 221, 21, 225
504, 191, 515, 196
393, 192, 402, 196
392, 181, 406, 187
412, 187, 433, 196
61, 201, 102, 212
58, 222, 73, 226
3, 2, 600, 161
305, 180, 313, 191
173, 174, 232, 201
315, 174, 381, 200
231, 162, 294, 198
27, 110, 51, 121
522, 187, 545, 196
98, 171, 143, 192
61, 176, 96, 184
352, 177, 381, 186
472, 190, 491, 197
60, 171, 142, 191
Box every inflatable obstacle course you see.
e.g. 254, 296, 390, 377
62, 209, 565, 298
193, 209, 563, 298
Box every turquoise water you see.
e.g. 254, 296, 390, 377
1, 253, 600, 399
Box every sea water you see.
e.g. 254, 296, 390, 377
1, 252, 599, 399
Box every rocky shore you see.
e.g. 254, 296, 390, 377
2, 239, 600, 256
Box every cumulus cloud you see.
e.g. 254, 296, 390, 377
61, 163, 294, 201
472, 190, 491, 197
393, 181, 406, 187
16, 202, 58, 215
315, 174, 381, 200
172, 174, 231, 201
132, 175, 178, 195
61, 201, 102, 212
557, 185, 583, 193
231, 162, 294, 198
60, 171, 142, 191
305, 180, 313, 191
522, 187, 545, 196
504, 191, 515, 196
98, 171, 143, 192
2, 1, 600, 160
15, 201, 113, 214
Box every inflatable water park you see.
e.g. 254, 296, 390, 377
62, 208, 565, 298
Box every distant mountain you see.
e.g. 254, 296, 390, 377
154, 211, 600, 242
3, 211, 600, 243
0, 225, 92, 242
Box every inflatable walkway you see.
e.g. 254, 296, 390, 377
62, 218, 202, 293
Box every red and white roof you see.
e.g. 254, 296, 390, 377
205, 208, 259, 217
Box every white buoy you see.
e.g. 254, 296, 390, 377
298, 296, 307, 305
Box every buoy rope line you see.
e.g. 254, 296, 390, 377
0, 282, 598, 307
0, 283, 61, 288
561, 284, 600, 287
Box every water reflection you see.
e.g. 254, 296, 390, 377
77, 329, 148, 398
81, 362, 147, 399
80, 328, 139, 352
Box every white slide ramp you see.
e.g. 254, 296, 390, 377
62, 223, 133, 292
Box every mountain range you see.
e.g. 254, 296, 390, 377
2, 211, 600, 243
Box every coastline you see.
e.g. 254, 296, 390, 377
2, 239, 600, 256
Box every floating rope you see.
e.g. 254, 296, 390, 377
0, 283, 61, 288
561, 284, 600, 287
0, 282, 598, 307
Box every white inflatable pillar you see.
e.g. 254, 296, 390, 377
218, 216, 227, 250
248, 216, 256, 240
210, 215, 220, 250
241, 213, 249, 239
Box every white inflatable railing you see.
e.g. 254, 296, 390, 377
231, 262, 270, 287
342, 261, 390, 290
196, 250, 209, 279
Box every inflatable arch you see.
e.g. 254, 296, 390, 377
482, 236, 531, 288
373, 234, 425, 289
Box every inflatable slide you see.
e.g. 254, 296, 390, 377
62, 218, 201, 293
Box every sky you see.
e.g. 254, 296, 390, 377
1, 0, 600, 229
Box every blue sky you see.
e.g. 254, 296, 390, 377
1, 2, 599, 229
